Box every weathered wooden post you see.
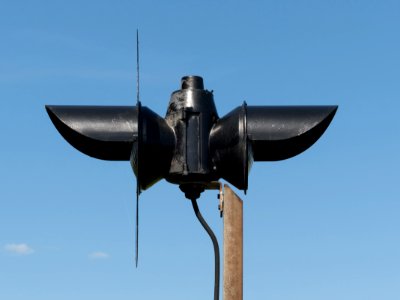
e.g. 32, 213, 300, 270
223, 184, 243, 300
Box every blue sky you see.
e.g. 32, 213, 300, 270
1, 1, 399, 299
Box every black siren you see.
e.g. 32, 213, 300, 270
46, 76, 337, 198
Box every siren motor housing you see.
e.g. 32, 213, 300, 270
46, 75, 337, 199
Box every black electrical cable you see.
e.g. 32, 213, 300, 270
190, 198, 220, 300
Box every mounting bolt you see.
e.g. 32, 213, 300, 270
218, 188, 224, 218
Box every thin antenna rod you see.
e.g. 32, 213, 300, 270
135, 188, 139, 267
136, 29, 140, 105
135, 29, 140, 268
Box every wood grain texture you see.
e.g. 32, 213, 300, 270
223, 184, 243, 300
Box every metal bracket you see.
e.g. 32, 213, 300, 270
218, 184, 224, 218
205, 181, 224, 218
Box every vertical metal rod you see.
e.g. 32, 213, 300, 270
135, 29, 140, 268
223, 184, 243, 300
136, 29, 140, 105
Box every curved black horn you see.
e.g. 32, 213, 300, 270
247, 106, 338, 161
210, 105, 338, 190
45, 105, 138, 161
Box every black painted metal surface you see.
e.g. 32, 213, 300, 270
46, 105, 138, 160
46, 75, 337, 199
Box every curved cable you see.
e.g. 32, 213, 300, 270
190, 198, 220, 300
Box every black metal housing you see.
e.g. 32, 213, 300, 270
46, 75, 337, 199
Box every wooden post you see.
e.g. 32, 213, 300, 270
223, 184, 243, 300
